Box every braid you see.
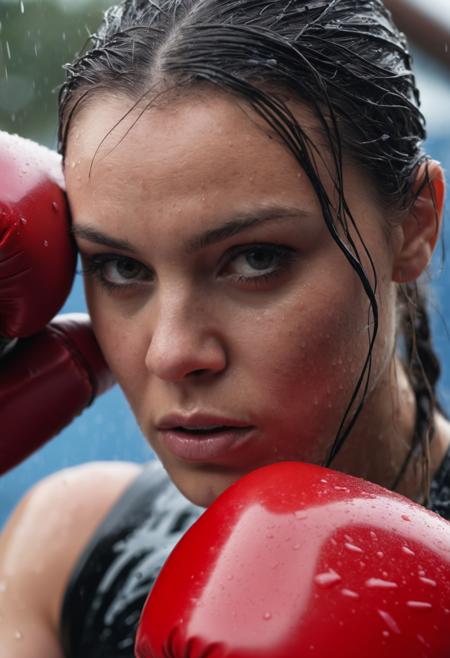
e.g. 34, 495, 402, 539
394, 281, 443, 503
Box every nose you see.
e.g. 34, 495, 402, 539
144, 296, 227, 382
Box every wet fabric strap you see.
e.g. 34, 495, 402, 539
59, 460, 202, 658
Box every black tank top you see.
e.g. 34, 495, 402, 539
60, 460, 202, 658
60, 453, 450, 658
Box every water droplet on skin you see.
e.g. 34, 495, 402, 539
334, 486, 350, 492
376, 551, 384, 558
0, 580, 6, 593
15, 631, 23, 641
294, 510, 307, 520
20, 217, 27, 225
402, 546, 415, 556
315, 569, 341, 588
407, 601, 433, 611
344, 542, 364, 554
419, 577, 437, 587
370, 531, 378, 541
378, 610, 401, 635
293, 544, 301, 551
43, 240, 49, 247
52, 202, 59, 212
341, 588, 359, 599
365, 578, 398, 589
263, 612, 272, 620
401, 514, 411, 522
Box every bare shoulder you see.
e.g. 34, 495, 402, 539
0, 461, 142, 654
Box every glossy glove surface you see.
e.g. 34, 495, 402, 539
0, 313, 115, 473
136, 462, 450, 658
0, 130, 76, 338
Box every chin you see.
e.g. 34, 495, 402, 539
171, 465, 246, 508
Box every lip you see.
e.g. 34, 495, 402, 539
156, 413, 254, 462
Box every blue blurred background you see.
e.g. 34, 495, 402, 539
0, 0, 449, 526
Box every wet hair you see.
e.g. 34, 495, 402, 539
58, 0, 445, 498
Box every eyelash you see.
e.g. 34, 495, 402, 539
79, 244, 296, 293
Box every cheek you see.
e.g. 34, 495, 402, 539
237, 275, 371, 442
84, 285, 147, 397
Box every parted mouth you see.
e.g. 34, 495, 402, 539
169, 426, 248, 435
156, 413, 253, 433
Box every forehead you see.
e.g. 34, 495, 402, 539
64, 89, 380, 240
65, 89, 323, 190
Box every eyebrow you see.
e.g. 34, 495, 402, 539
71, 206, 309, 255
71, 226, 136, 253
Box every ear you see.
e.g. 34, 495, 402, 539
392, 160, 446, 284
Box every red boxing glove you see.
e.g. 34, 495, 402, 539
0, 130, 76, 339
0, 313, 115, 474
136, 462, 450, 658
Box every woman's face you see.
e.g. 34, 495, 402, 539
65, 91, 398, 506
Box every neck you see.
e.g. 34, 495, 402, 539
331, 356, 449, 502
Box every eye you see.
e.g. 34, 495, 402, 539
223, 244, 296, 286
80, 254, 153, 290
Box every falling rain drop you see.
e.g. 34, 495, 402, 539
406, 601, 433, 611
365, 578, 398, 589
20, 1, 25, 13
344, 542, 364, 554
378, 610, 401, 635
314, 569, 341, 588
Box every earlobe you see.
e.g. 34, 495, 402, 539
392, 160, 446, 284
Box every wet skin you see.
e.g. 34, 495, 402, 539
65, 90, 446, 507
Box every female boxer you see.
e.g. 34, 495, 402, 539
1, 1, 449, 656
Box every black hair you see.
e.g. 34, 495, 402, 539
58, 0, 445, 498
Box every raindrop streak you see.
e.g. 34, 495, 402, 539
365, 578, 398, 589
314, 569, 341, 588
406, 601, 433, 611
378, 610, 401, 635
344, 542, 364, 554
20, 1, 25, 13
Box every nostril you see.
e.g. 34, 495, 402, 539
190, 368, 209, 377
